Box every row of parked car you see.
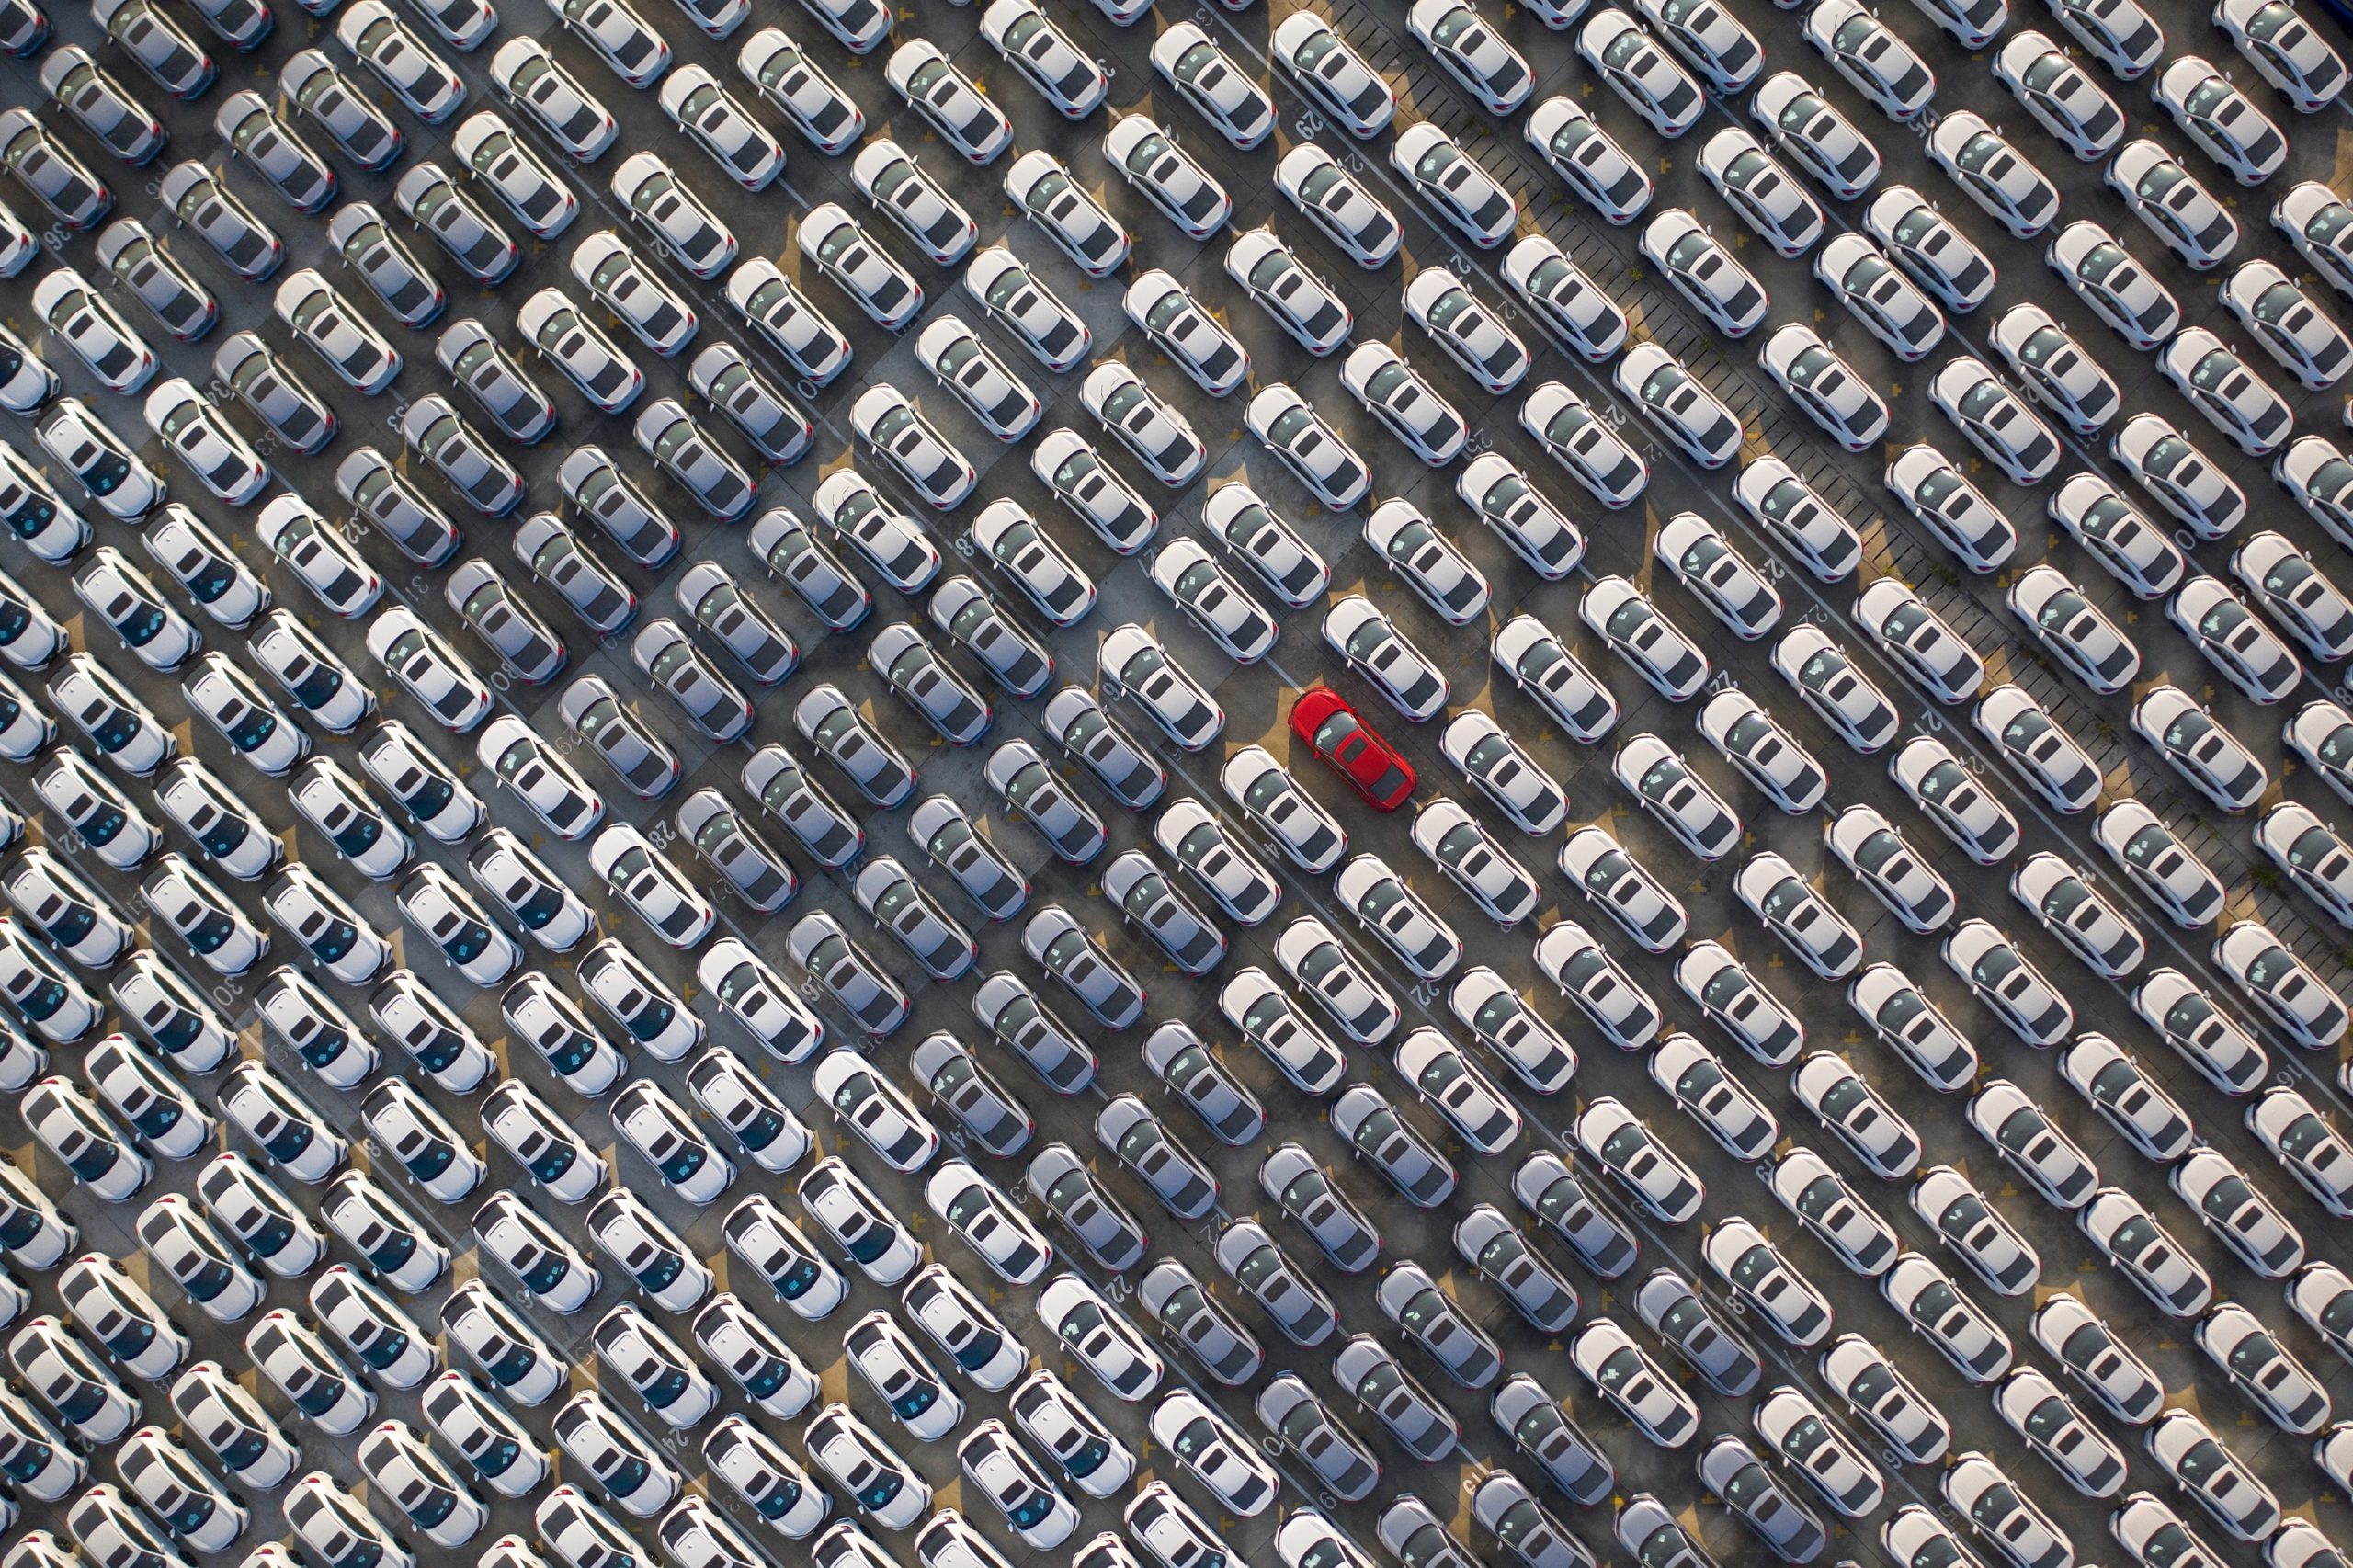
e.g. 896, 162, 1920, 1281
4, 2, 2353, 1568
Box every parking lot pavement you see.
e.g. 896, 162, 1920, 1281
6, 0, 2353, 1563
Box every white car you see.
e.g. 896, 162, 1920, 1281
357, 1421, 486, 1548
1970, 1080, 2098, 1208
1324, 597, 1447, 721
1927, 358, 2060, 484
2110, 413, 2247, 537
2196, 1298, 2331, 1432
2094, 799, 2225, 925
2132, 684, 2268, 812
444, 1277, 571, 1397
1274, 144, 1402, 267
1946, 919, 2072, 1045
2108, 140, 2239, 269
2058, 1032, 2196, 1159
246, 1311, 373, 1435
2045, 220, 2180, 347
2159, 325, 2293, 455
1105, 112, 1230, 239
1273, 10, 1394, 135
2156, 53, 2286, 184
1733, 459, 1861, 581
1860, 184, 1995, 314
1910, 1166, 2038, 1296
2175, 573, 2306, 702
1805, 0, 1934, 119
806, 1403, 931, 1530
1737, 856, 1862, 979
1991, 302, 2119, 434
1458, 453, 1585, 577
1080, 364, 1204, 487
1755, 74, 1882, 200
2010, 853, 2144, 976
1582, 574, 1709, 699
2079, 1187, 2212, 1318
1578, 8, 1703, 135
1523, 99, 1652, 226
2133, 966, 2269, 1095
1616, 343, 1741, 466
2144, 1409, 2281, 1540
1391, 122, 1517, 247
886, 38, 1010, 161
2006, 564, 2140, 693
2216, 919, 2347, 1048
1228, 234, 1352, 356
959, 1420, 1079, 1548
1612, 732, 1739, 858
1790, 1052, 1922, 1177
1640, 207, 1767, 336
981, 0, 1106, 118
595, 1303, 719, 1429
1760, 323, 1887, 449
1152, 21, 1272, 146
1518, 382, 1646, 508
2223, 257, 2349, 388
2047, 472, 2185, 597
1856, 578, 1984, 703
1883, 1257, 2011, 1382
703, 1415, 827, 1537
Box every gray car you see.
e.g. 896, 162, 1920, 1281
1332, 1335, 1456, 1461
559, 448, 678, 568
634, 398, 753, 520
1631, 1269, 1758, 1396
211, 333, 332, 453
1511, 1151, 1639, 1278
1020, 905, 1142, 1029
1039, 687, 1164, 809
909, 796, 1028, 922
1698, 1437, 1825, 1563
280, 51, 399, 169
907, 1031, 1032, 1159
1141, 1022, 1262, 1146
444, 560, 564, 685
1330, 1084, 1456, 1208
214, 92, 335, 210
1213, 1219, 1336, 1348
437, 320, 556, 445
1454, 1205, 1578, 1332
785, 911, 908, 1036
687, 342, 809, 463
972, 971, 1097, 1092
675, 790, 796, 913
631, 619, 752, 744
794, 684, 914, 808
741, 744, 861, 869
1255, 1372, 1376, 1500
1025, 1142, 1147, 1271
1258, 1143, 1379, 1272
870, 621, 990, 746
985, 738, 1106, 861
157, 161, 280, 280
1137, 1258, 1260, 1385
402, 396, 524, 516
1488, 1372, 1613, 1506
1470, 1471, 1592, 1568
1377, 1258, 1503, 1388
747, 506, 869, 631
851, 855, 976, 982
1096, 1096, 1217, 1220
1100, 850, 1222, 974
392, 162, 516, 282
558, 673, 681, 799
326, 204, 443, 328
513, 513, 634, 635
336, 449, 458, 567
0, 107, 111, 228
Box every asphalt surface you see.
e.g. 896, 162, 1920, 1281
5, 0, 2353, 1563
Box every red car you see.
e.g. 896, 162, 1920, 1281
1292, 687, 1415, 811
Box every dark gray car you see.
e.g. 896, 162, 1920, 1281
1212, 1219, 1337, 1348
1140, 1022, 1262, 1146
1137, 1258, 1261, 1385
